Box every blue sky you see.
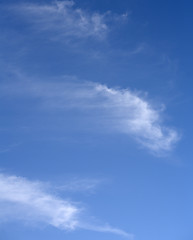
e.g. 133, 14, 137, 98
0, 0, 193, 239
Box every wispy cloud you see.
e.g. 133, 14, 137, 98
2, 77, 179, 154
0, 173, 131, 238
0, 173, 78, 230
56, 178, 103, 193
0, 143, 21, 154
9, 1, 126, 40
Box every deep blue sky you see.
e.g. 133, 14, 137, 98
0, 1, 193, 240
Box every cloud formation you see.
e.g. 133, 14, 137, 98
2, 78, 179, 154
10, 1, 126, 40
0, 173, 78, 230
56, 178, 103, 193
0, 173, 131, 238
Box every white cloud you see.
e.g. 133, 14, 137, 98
6, 78, 179, 154
56, 178, 103, 193
0, 173, 131, 238
80, 223, 134, 239
10, 1, 117, 40
91, 84, 179, 154
0, 173, 78, 230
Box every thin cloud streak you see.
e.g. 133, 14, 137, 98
56, 178, 103, 193
0, 173, 79, 230
9, 1, 126, 40
80, 224, 134, 239
3, 78, 179, 154
0, 173, 131, 238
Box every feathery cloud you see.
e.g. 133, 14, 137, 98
0, 173, 79, 230
2, 77, 179, 154
10, 1, 126, 40
56, 178, 103, 193
0, 173, 131, 238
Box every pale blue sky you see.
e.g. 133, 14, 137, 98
0, 1, 193, 240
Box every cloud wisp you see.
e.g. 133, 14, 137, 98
0, 173, 78, 230
10, 1, 126, 40
2, 78, 179, 154
56, 178, 103, 193
0, 173, 132, 238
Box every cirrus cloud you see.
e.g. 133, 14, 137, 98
1, 75, 180, 154
0, 173, 132, 238
9, 1, 127, 40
